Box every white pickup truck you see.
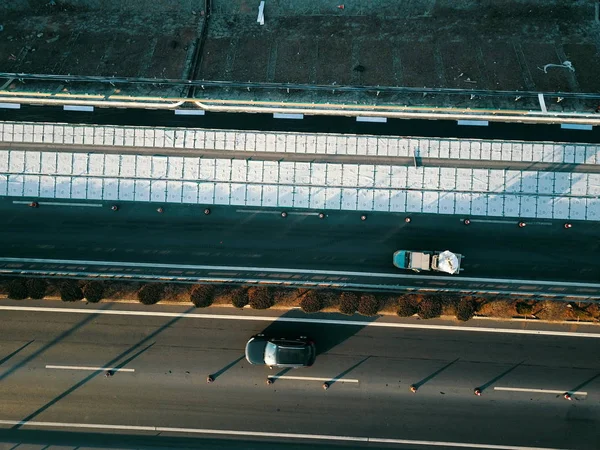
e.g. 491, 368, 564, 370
393, 250, 463, 275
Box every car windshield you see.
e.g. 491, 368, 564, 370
264, 341, 309, 366
264, 342, 279, 366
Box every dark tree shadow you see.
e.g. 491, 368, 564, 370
259, 309, 378, 356
0, 340, 34, 366
0, 428, 401, 450
411, 358, 459, 391
476, 361, 525, 393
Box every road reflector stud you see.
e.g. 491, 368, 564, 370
318, 212, 325, 219
322, 382, 330, 390
111, 205, 118, 211
464, 218, 471, 225
360, 214, 367, 221
266, 378, 274, 385
157, 207, 164, 214
474, 388, 482, 396
206, 375, 214, 383
29, 202, 39, 208
204, 208, 211, 215
410, 385, 417, 393
518, 221, 526, 228
564, 393, 572, 401
564, 223, 573, 229
281, 212, 288, 218
405, 217, 411, 223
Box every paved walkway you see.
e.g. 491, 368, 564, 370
2, 121, 599, 165
0, 121, 598, 221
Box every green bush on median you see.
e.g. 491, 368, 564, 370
191, 285, 215, 308
83, 281, 105, 303
515, 302, 533, 315
27, 279, 48, 300
417, 297, 442, 319
357, 294, 380, 316
60, 280, 84, 302
248, 287, 274, 309
339, 292, 359, 315
455, 298, 476, 322
396, 295, 418, 317
300, 290, 323, 313
137, 283, 164, 305
231, 288, 249, 308
7, 279, 28, 300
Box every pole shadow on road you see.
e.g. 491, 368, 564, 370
208, 355, 245, 382
259, 309, 378, 356
0, 339, 35, 366
566, 372, 600, 398
13, 306, 196, 429
411, 358, 459, 391
0, 303, 114, 383
325, 355, 371, 388
475, 360, 524, 394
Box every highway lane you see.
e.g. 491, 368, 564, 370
0, 198, 599, 292
0, 304, 599, 449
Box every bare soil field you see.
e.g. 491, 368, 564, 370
1, 0, 599, 112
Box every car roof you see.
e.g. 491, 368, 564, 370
273, 344, 311, 365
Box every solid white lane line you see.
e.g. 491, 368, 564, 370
1, 256, 598, 288
267, 375, 359, 383
0, 420, 567, 450
2, 305, 600, 339
45, 365, 134, 372
494, 387, 587, 395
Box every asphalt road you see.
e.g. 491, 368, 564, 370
0, 303, 599, 449
0, 198, 599, 295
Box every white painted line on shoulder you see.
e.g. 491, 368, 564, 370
235, 209, 279, 214
273, 113, 304, 120
356, 116, 387, 123
0, 420, 567, 450
268, 375, 359, 383
457, 120, 489, 127
63, 105, 94, 112
1, 256, 598, 289
560, 123, 592, 131
46, 365, 135, 372
538, 93, 547, 113
174, 109, 206, 116
494, 387, 587, 396
0, 103, 20, 109
12, 201, 103, 207
2, 306, 600, 339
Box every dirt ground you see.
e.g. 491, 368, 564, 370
198, 0, 600, 111
1, 0, 599, 111
0, 0, 205, 97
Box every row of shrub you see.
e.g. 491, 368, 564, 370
5, 277, 591, 322
5, 278, 105, 303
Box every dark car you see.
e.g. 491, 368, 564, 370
245, 334, 316, 368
